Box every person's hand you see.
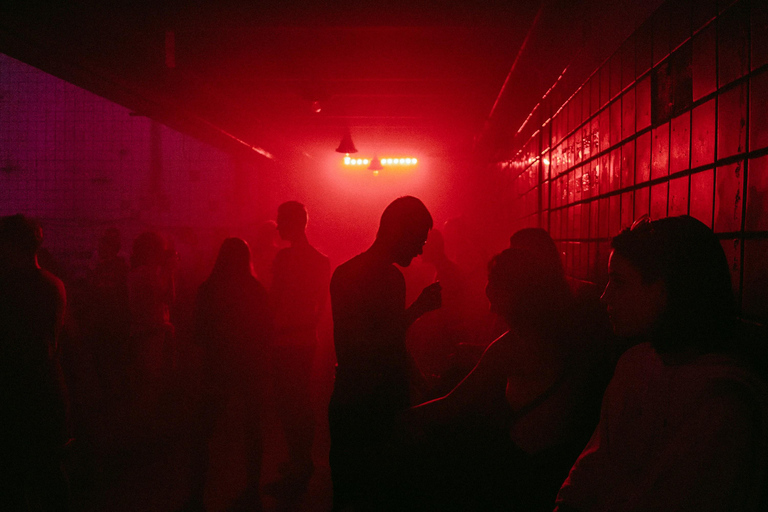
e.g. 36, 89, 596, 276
415, 281, 442, 315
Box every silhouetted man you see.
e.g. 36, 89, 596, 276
0, 214, 69, 511
328, 196, 442, 510
268, 201, 330, 496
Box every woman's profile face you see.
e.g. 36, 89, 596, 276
601, 250, 667, 338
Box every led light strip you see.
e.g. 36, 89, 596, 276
344, 157, 370, 165
343, 156, 418, 166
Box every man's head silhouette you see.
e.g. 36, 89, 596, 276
0, 214, 43, 269
376, 196, 433, 267
277, 201, 308, 243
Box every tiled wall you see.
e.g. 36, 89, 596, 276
491, 0, 768, 324
0, 53, 261, 279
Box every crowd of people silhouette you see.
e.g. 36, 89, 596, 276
2, 197, 767, 512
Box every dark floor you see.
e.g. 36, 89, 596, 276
63, 339, 336, 512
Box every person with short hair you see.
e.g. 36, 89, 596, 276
328, 196, 442, 511
0, 214, 70, 511
267, 201, 330, 497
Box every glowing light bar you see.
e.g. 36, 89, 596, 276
343, 156, 418, 167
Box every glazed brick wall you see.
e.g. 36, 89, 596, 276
491, 0, 768, 325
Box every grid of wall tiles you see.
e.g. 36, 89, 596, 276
0, 53, 258, 277
492, 0, 768, 324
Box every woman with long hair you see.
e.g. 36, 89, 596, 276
184, 238, 272, 512
555, 215, 768, 511
392, 234, 611, 511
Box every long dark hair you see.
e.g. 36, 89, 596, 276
207, 237, 253, 283
611, 215, 736, 354
488, 246, 571, 336
509, 227, 565, 279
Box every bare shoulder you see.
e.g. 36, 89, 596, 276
39, 268, 66, 302
332, 253, 401, 291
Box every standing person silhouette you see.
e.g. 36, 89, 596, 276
184, 237, 272, 512
267, 201, 331, 497
328, 196, 442, 511
85, 228, 130, 396
126, 231, 175, 413
0, 214, 70, 511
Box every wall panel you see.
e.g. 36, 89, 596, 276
487, 0, 768, 325
0, 53, 261, 280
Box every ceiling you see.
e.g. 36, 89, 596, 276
0, 0, 543, 166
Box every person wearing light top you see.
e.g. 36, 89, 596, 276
555, 215, 768, 512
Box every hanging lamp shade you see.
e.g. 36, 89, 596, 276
368, 157, 384, 171
335, 132, 357, 153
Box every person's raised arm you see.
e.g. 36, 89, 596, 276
397, 332, 515, 438
405, 281, 442, 328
